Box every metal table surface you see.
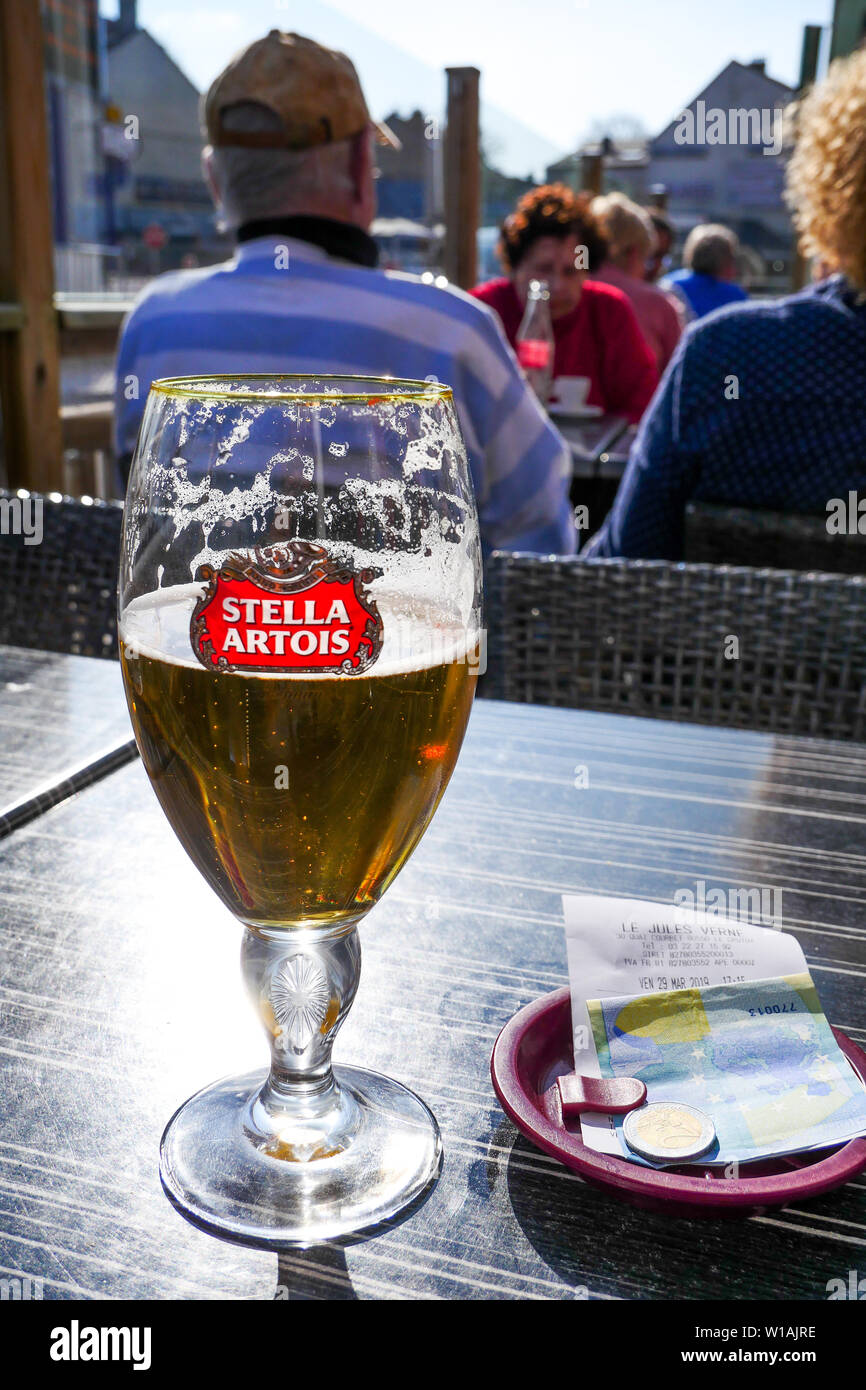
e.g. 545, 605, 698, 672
0, 645, 136, 836
0, 695, 864, 1301
598, 423, 638, 478
555, 413, 628, 476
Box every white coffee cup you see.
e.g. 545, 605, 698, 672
553, 376, 591, 411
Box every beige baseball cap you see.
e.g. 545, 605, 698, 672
204, 30, 401, 151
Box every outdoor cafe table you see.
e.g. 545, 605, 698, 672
0, 671, 864, 1300
555, 412, 628, 478
0, 645, 135, 837
598, 423, 638, 479
555, 413, 629, 545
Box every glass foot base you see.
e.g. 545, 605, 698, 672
159, 1065, 442, 1248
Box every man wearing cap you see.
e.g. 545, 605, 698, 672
114, 31, 575, 555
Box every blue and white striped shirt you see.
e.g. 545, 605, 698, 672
115, 235, 575, 555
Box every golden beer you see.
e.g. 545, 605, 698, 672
120, 585, 476, 929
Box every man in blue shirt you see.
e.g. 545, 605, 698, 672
662, 223, 748, 320
115, 31, 575, 557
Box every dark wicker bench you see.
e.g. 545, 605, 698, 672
684, 501, 866, 574
483, 552, 866, 741
0, 489, 122, 659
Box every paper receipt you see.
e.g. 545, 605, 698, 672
562, 894, 811, 1157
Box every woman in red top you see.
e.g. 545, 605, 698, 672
471, 184, 659, 424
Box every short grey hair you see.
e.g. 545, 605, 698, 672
207, 102, 355, 231
683, 223, 740, 277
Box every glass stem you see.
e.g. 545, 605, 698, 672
240, 922, 362, 1155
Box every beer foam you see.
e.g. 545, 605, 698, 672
126, 394, 481, 630
120, 583, 481, 677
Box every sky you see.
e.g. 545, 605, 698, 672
101, 0, 834, 175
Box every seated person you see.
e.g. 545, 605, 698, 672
645, 211, 675, 283
583, 47, 866, 562
662, 223, 748, 320
115, 32, 575, 557
471, 185, 659, 424
589, 192, 683, 373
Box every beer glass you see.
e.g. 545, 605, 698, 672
119, 376, 482, 1246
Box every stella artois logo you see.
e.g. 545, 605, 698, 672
190, 542, 383, 674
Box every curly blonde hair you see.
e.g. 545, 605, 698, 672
785, 47, 866, 289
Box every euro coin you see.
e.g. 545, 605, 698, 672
622, 1101, 716, 1163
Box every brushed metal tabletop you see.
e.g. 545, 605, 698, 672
0, 645, 136, 836
0, 698, 863, 1300
555, 413, 628, 475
